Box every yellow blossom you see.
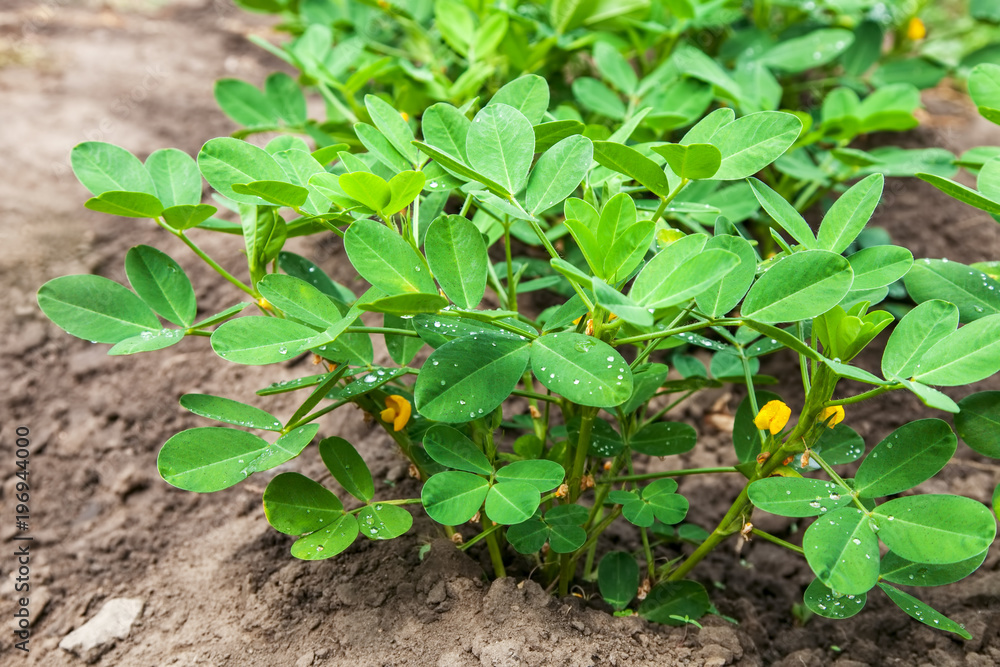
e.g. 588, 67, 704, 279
754, 400, 791, 435
380, 395, 412, 432
818, 405, 845, 428
907, 17, 926, 41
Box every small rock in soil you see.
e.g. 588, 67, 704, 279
295, 650, 315, 667
58, 597, 143, 663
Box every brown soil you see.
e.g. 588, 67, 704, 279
2, 2, 1000, 666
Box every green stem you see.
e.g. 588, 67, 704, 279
569, 408, 597, 502
344, 326, 420, 337
504, 223, 517, 311
347, 498, 422, 514
616, 318, 741, 347
511, 388, 562, 404
484, 518, 507, 578
526, 217, 560, 259
600, 467, 739, 484
640, 527, 655, 579
825, 385, 897, 406
649, 178, 689, 224
750, 528, 804, 555
796, 321, 812, 394
640, 390, 696, 429
169, 227, 256, 297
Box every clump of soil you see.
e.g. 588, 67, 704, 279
2, 2, 999, 665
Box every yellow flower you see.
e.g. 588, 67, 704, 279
380, 395, 411, 432
907, 17, 926, 41
818, 405, 845, 428
754, 400, 791, 435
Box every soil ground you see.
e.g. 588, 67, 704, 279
2, 2, 1000, 665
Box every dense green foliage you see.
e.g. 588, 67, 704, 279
36, 0, 1000, 639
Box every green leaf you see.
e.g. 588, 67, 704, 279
385, 171, 426, 215
107, 328, 185, 355
264, 72, 306, 125
257, 274, 344, 329
526, 135, 593, 215
592, 141, 671, 197
263, 472, 343, 535
290, 513, 359, 560
653, 143, 721, 180
534, 120, 586, 152
803, 507, 879, 595
916, 173, 1000, 215
124, 245, 196, 327
507, 518, 549, 554
157, 427, 267, 492
592, 279, 653, 326
853, 419, 956, 498
421, 471, 490, 525
357, 503, 413, 540
694, 235, 757, 318
955, 392, 1000, 458
803, 579, 866, 619
247, 424, 319, 472
415, 333, 530, 423
365, 94, 418, 165
708, 112, 802, 180
231, 180, 309, 208
422, 103, 470, 162
495, 460, 565, 492
489, 75, 550, 125
904, 259, 1000, 323
814, 424, 866, 465
355, 122, 412, 173
741, 250, 854, 323
817, 174, 884, 253
466, 103, 534, 195
485, 481, 541, 525
882, 300, 959, 379
344, 219, 436, 295
214, 78, 275, 127
424, 215, 488, 309
338, 171, 391, 212
638, 581, 711, 625
880, 549, 988, 587
197, 138, 287, 205
278, 251, 355, 305
643, 483, 688, 524
180, 394, 282, 431
630, 242, 740, 308
211, 317, 319, 365
873, 495, 997, 565
630, 422, 696, 457
37, 274, 160, 343
846, 246, 913, 291
423, 424, 492, 475
71, 141, 157, 196
594, 42, 638, 95
145, 148, 202, 207
412, 141, 510, 197
759, 29, 854, 73
530, 332, 633, 408
748, 178, 815, 247
162, 204, 217, 231
749, 477, 853, 517
573, 77, 626, 120
598, 551, 639, 611
85, 191, 164, 218
969, 64, 1000, 110
319, 436, 374, 503
359, 293, 448, 315
877, 583, 971, 639
914, 315, 1000, 386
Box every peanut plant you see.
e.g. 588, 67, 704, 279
38, 72, 1000, 636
